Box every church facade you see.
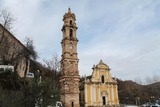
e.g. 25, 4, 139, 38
80, 60, 119, 107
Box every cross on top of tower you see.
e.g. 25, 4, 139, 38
68, 7, 71, 13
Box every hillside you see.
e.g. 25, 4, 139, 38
117, 79, 160, 104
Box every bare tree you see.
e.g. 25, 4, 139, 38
134, 77, 143, 85
145, 75, 153, 85
145, 74, 160, 85
43, 54, 60, 88
152, 74, 160, 83
23, 37, 38, 77
24, 37, 38, 60
43, 54, 61, 105
0, 8, 15, 43
43, 54, 60, 72
0, 8, 15, 30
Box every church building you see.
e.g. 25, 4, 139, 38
60, 8, 119, 107
80, 60, 119, 107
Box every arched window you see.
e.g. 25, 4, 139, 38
70, 29, 73, 39
72, 101, 74, 107
101, 75, 105, 83
102, 96, 106, 105
70, 20, 72, 25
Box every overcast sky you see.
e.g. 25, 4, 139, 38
1, 0, 160, 82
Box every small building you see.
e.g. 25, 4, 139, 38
80, 60, 119, 107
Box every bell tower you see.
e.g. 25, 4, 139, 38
60, 8, 80, 107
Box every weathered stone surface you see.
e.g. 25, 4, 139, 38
60, 8, 80, 107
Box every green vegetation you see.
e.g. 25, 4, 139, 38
0, 68, 60, 107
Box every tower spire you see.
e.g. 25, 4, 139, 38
68, 7, 71, 12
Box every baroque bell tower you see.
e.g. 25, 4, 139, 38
60, 8, 80, 107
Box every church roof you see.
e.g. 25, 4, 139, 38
95, 60, 110, 69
